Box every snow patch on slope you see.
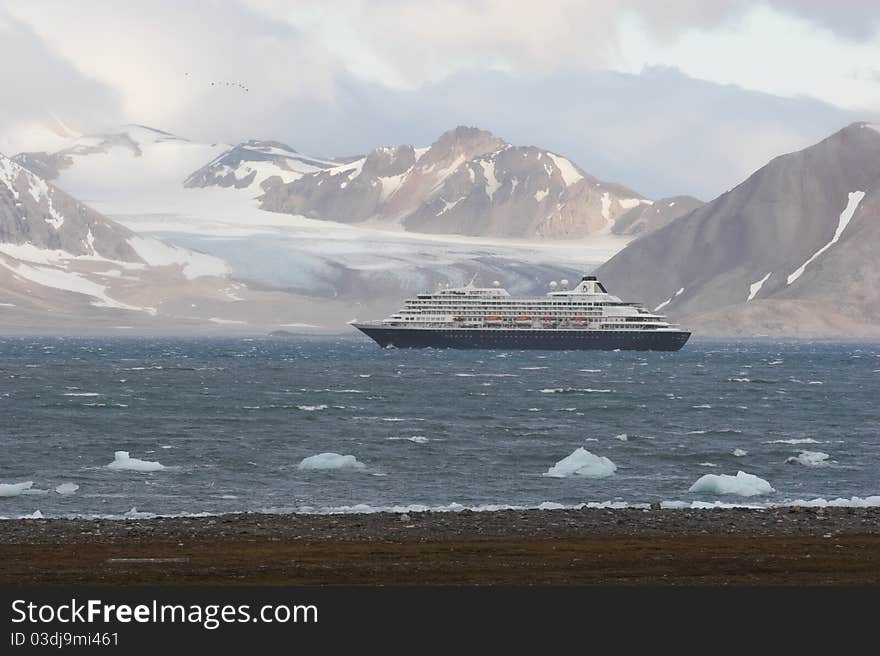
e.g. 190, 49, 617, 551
787, 191, 865, 285
747, 272, 772, 302
479, 159, 501, 199
0, 258, 155, 314
546, 153, 583, 187
600, 192, 611, 220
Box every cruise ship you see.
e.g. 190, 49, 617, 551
351, 275, 690, 351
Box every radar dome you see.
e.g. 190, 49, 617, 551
560, 279, 569, 288
549, 281, 558, 289
492, 281, 500, 287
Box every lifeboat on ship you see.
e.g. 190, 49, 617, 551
513, 316, 532, 323
484, 316, 503, 323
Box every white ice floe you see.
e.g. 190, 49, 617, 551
298, 453, 366, 471
55, 483, 79, 495
0, 481, 35, 497
786, 451, 830, 467
539, 387, 611, 394
787, 191, 865, 285
387, 436, 430, 444
21, 510, 44, 519
614, 433, 628, 441
543, 447, 617, 479
733, 448, 748, 457
106, 451, 165, 472
297, 404, 328, 411
688, 471, 774, 497
765, 438, 821, 444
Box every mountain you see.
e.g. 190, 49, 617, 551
12, 125, 202, 181
595, 122, 880, 337
259, 126, 650, 239
184, 140, 341, 191
0, 151, 334, 334
611, 195, 704, 237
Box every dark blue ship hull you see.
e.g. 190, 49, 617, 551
352, 325, 690, 351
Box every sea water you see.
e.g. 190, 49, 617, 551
1, 336, 878, 518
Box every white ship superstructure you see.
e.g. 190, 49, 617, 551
380, 276, 680, 331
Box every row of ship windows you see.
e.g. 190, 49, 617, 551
394, 314, 657, 320
407, 300, 625, 306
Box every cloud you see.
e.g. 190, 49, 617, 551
0, 9, 122, 153
3, 0, 344, 143
0, 0, 869, 200
271, 66, 856, 200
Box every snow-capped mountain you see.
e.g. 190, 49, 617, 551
184, 140, 341, 191
260, 126, 650, 239
596, 123, 880, 337
12, 125, 227, 207
0, 150, 322, 333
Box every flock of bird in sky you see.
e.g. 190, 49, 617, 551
184, 72, 249, 92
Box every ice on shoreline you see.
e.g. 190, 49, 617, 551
3, 495, 880, 521
107, 451, 165, 472
688, 471, 775, 497
543, 448, 617, 478
298, 452, 366, 471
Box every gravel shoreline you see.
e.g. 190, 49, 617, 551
3, 507, 879, 585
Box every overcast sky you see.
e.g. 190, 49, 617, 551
2, 0, 879, 199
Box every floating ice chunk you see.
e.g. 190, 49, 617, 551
0, 481, 34, 497
786, 451, 830, 466
766, 438, 820, 445
55, 483, 79, 495
297, 404, 328, 411
543, 447, 617, 478
107, 451, 165, 472
733, 448, 748, 457
387, 436, 429, 444
298, 453, 366, 471
539, 387, 611, 394
614, 433, 628, 441
688, 471, 774, 497
21, 510, 44, 519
